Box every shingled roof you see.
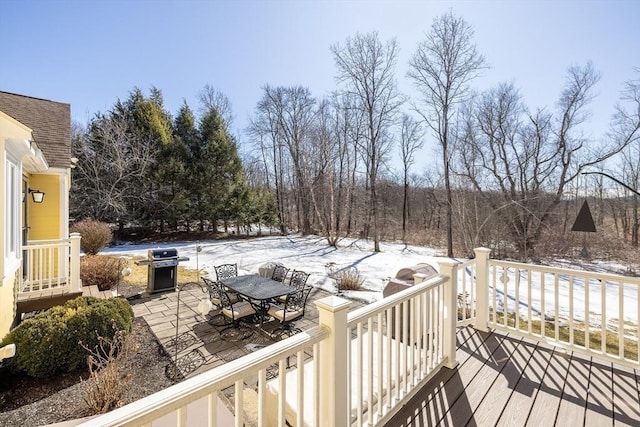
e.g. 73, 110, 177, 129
0, 91, 71, 169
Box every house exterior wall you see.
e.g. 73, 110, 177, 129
28, 174, 64, 240
0, 93, 72, 339
0, 113, 32, 338
0, 275, 16, 339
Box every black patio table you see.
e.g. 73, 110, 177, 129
220, 274, 294, 324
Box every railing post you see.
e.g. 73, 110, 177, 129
69, 232, 82, 292
315, 296, 351, 427
438, 259, 460, 369
473, 247, 492, 332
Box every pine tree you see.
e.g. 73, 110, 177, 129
197, 107, 247, 232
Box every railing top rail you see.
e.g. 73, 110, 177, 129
488, 258, 640, 285
347, 274, 448, 326
27, 239, 69, 245
456, 258, 476, 268
23, 239, 70, 248
85, 325, 329, 427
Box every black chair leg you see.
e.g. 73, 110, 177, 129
220, 321, 254, 341
208, 310, 233, 327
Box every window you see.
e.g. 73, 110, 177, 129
4, 156, 21, 268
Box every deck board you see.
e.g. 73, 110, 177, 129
585, 359, 614, 425
17, 285, 110, 319
555, 353, 591, 426
495, 341, 547, 427
429, 331, 508, 425
384, 327, 640, 427
475, 336, 535, 426
445, 333, 519, 426
525, 348, 572, 427
611, 365, 640, 426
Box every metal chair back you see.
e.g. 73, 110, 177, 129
289, 270, 310, 290
271, 265, 290, 282
215, 263, 238, 281
202, 277, 223, 306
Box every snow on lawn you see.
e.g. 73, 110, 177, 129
104, 234, 443, 303
490, 265, 639, 327
105, 234, 639, 325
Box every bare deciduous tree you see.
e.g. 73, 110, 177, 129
71, 112, 157, 224
249, 85, 316, 235
247, 95, 288, 234
408, 11, 487, 257
332, 31, 404, 252
399, 114, 424, 241
615, 69, 640, 246
198, 84, 235, 129
456, 64, 635, 258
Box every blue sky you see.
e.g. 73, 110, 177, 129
1, 0, 638, 170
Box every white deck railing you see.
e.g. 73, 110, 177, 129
19, 232, 81, 294
455, 257, 479, 325
472, 249, 640, 367
346, 272, 450, 426
83, 248, 639, 426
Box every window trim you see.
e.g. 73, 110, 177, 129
4, 153, 22, 276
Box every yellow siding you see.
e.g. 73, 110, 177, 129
28, 174, 61, 240
0, 112, 33, 338
0, 147, 4, 279
0, 267, 17, 339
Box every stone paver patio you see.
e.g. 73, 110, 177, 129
129, 282, 354, 380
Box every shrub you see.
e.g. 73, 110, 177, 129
1, 296, 133, 378
335, 267, 365, 291
71, 219, 113, 255
81, 255, 121, 291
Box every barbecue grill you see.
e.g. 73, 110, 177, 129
136, 248, 189, 293
383, 263, 438, 343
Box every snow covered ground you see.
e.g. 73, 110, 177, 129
104, 234, 444, 303
104, 234, 639, 326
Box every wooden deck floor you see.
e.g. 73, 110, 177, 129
17, 285, 111, 318
385, 326, 640, 427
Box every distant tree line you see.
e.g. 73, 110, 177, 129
70, 86, 277, 238
70, 12, 640, 261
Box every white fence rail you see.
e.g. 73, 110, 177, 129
448, 248, 639, 367
20, 233, 81, 294
456, 258, 478, 325
84, 325, 329, 427
346, 274, 449, 426
484, 258, 640, 366
21, 239, 68, 291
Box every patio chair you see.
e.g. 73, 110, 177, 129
215, 263, 238, 281
219, 287, 257, 341
202, 277, 239, 326
276, 269, 310, 303
289, 270, 310, 290
267, 285, 313, 339
271, 264, 290, 283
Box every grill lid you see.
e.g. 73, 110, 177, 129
148, 248, 179, 259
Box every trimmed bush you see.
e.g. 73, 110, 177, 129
80, 255, 120, 291
71, 219, 113, 255
1, 296, 133, 378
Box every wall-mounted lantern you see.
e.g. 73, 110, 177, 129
28, 188, 45, 203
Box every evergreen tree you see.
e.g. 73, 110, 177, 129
109, 87, 174, 228
197, 107, 247, 231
